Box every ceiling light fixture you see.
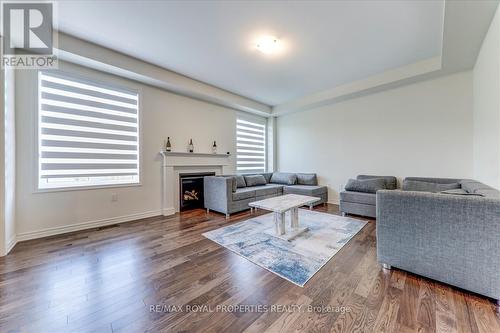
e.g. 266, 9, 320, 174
256, 36, 280, 55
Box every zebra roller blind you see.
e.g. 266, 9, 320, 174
236, 115, 266, 173
38, 71, 140, 189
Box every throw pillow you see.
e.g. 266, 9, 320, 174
244, 174, 267, 187
345, 178, 386, 194
270, 172, 297, 185
296, 173, 318, 185
235, 175, 246, 188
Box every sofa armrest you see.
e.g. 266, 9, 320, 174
376, 190, 500, 299
204, 176, 234, 214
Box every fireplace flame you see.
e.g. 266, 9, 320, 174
183, 190, 199, 201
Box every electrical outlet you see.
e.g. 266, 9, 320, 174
111, 193, 118, 202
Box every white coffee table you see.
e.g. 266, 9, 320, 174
249, 194, 320, 241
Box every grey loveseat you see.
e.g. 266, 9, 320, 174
204, 172, 328, 217
339, 175, 397, 218
377, 177, 500, 307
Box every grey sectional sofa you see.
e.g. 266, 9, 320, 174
377, 177, 500, 308
204, 172, 328, 217
339, 175, 397, 218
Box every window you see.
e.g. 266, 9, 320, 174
236, 115, 266, 173
38, 71, 139, 190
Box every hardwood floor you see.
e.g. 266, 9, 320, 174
1, 205, 498, 333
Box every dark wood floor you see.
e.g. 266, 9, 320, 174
1, 205, 498, 333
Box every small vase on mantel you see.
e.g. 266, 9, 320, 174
212, 141, 217, 154
166, 137, 172, 152
188, 139, 194, 153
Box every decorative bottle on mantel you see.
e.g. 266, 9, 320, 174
212, 141, 217, 154
188, 139, 194, 153
166, 137, 172, 152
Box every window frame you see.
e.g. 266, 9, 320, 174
34, 69, 143, 193
235, 113, 267, 174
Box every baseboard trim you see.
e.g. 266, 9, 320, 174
162, 207, 176, 216
16, 210, 162, 242
15, 201, 336, 244
327, 200, 340, 205
5, 236, 17, 255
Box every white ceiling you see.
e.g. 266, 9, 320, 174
56, 0, 445, 106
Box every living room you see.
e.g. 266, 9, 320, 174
1, 0, 499, 332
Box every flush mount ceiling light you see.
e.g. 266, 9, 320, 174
256, 36, 280, 55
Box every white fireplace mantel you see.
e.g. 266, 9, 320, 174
160, 151, 233, 215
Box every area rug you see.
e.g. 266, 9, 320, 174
202, 209, 367, 287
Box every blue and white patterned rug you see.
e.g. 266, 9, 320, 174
202, 209, 367, 287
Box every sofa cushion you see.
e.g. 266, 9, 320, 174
232, 187, 255, 201
283, 185, 327, 197
252, 184, 283, 196
345, 178, 386, 194
235, 175, 246, 188
255, 193, 279, 201
340, 191, 376, 205
403, 180, 460, 192
267, 183, 284, 193
244, 174, 267, 187
340, 201, 376, 218
270, 172, 297, 185
296, 173, 318, 185
357, 175, 397, 190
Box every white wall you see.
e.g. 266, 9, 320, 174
473, 5, 500, 189
277, 71, 474, 203
15, 61, 239, 239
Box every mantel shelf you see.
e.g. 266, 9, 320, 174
160, 151, 231, 158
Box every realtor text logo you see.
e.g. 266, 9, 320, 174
2, 1, 57, 68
